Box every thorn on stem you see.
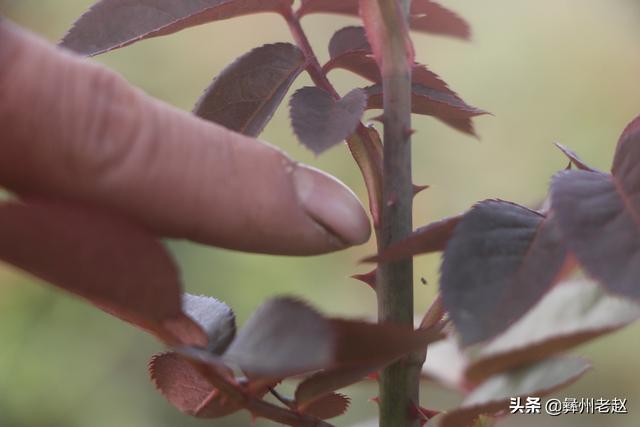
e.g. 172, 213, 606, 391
351, 269, 377, 290
404, 127, 416, 139
412, 184, 430, 197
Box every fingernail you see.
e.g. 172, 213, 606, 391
292, 165, 371, 247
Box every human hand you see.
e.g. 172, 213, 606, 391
0, 19, 370, 255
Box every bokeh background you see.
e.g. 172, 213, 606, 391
1, 0, 639, 426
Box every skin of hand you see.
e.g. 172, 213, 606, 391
0, 19, 371, 256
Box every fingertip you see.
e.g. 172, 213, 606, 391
292, 164, 371, 248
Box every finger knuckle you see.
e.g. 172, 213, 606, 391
67, 62, 143, 178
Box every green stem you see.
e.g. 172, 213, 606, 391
284, 4, 420, 425
374, 0, 418, 426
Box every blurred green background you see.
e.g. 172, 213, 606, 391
1, 0, 639, 426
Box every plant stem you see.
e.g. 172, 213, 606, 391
282, 6, 385, 225
284, 4, 419, 426
374, 0, 418, 426
282, 7, 339, 97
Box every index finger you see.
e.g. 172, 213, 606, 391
0, 20, 371, 255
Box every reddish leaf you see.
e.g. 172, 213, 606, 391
324, 26, 480, 136
297, 0, 358, 17
365, 214, 462, 263
167, 346, 335, 427
464, 280, 640, 383
290, 87, 367, 154
182, 294, 236, 354
438, 357, 590, 427
289, 321, 441, 405
554, 143, 596, 172
223, 297, 334, 377
298, 392, 350, 420
437, 117, 480, 137
223, 297, 442, 378
194, 43, 304, 136
61, 0, 293, 56
367, 84, 487, 122
346, 125, 384, 225
297, 0, 470, 39
410, 65, 454, 97
156, 347, 331, 427
551, 171, 640, 299
409, 0, 471, 40
441, 200, 569, 347
295, 364, 379, 407
331, 319, 442, 367
551, 116, 640, 300
613, 114, 640, 174
366, 84, 486, 136
324, 27, 452, 95
0, 200, 205, 346
328, 26, 371, 59
150, 352, 240, 418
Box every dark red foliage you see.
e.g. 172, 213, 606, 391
0, 200, 206, 347
194, 43, 305, 136
440, 200, 570, 346
554, 142, 596, 172
551, 115, 640, 300
290, 87, 367, 154
297, 393, 350, 420
295, 365, 379, 409
365, 214, 462, 263
323, 26, 481, 136
297, 0, 470, 40
366, 84, 487, 136
61, 0, 293, 55
150, 352, 240, 418
223, 297, 442, 378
